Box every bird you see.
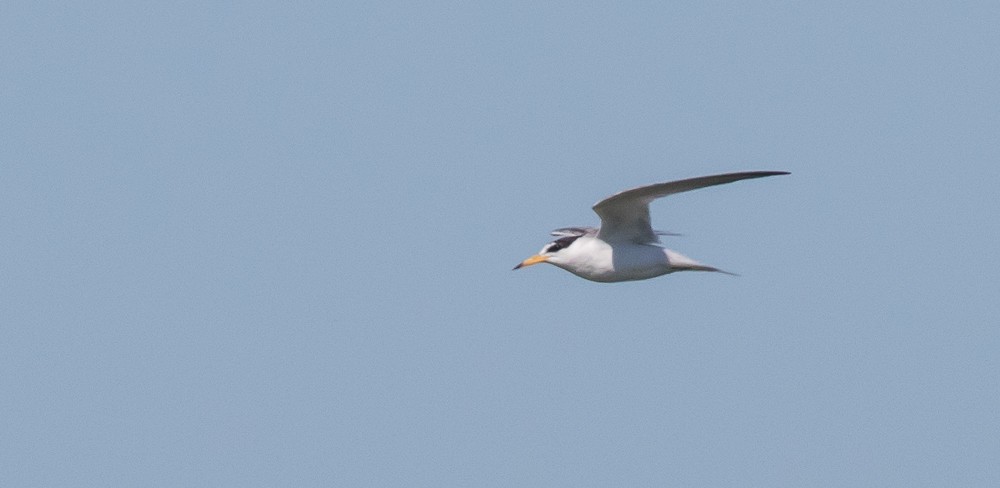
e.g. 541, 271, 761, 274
513, 171, 789, 282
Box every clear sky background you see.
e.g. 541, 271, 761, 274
3, 1, 999, 486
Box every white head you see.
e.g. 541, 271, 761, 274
513, 235, 582, 270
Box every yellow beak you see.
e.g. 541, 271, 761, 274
513, 254, 548, 270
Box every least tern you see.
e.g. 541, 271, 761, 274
514, 171, 789, 282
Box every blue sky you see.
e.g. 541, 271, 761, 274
3, 1, 999, 486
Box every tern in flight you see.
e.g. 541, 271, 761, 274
514, 171, 789, 282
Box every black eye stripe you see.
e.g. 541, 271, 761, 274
546, 235, 580, 253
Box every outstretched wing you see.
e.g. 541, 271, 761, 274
593, 171, 789, 243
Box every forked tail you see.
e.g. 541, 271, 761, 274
679, 264, 740, 277
664, 249, 739, 276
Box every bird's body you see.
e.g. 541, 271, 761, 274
535, 235, 717, 282
514, 171, 788, 282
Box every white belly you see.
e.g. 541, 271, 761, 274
558, 240, 675, 283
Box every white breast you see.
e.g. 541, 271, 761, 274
553, 238, 675, 283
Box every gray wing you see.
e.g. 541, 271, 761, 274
550, 227, 599, 237
551, 226, 679, 238
593, 171, 789, 243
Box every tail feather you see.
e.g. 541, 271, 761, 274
664, 249, 739, 276
684, 264, 740, 277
